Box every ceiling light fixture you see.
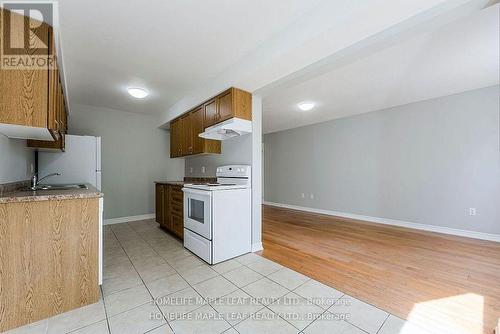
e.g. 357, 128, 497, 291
298, 102, 315, 111
127, 87, 149, 99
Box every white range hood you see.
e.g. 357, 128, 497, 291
199, 117, 252, 140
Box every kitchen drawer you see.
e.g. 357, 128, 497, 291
184, 228, 211, 263
170, 185, 183, 193
170, 190, 183, 203
171, 203, 183, 217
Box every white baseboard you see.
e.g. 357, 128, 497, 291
104, 213, 155, 225
252, 242, 263, 252
263, 201, 500, 243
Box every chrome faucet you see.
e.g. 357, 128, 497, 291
31, 172, 61, 190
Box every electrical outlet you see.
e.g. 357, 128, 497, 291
201, 166, 206, 174
469, 208, 477, 216
310, 194, 314, 199
301, 193, 305, 199
189, 167, 193, 174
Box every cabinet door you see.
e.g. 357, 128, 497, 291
48, 62, 59, 131
169, 120, 176, 157
170, 119, 182, 158
59, 82, 67, 133
0, 9, 50, 128
190, 107, 204, 154
155, 184, 164, 224
217, 90, 233, 122
176, 119, 184, 156
163, 185, 171, 229
204, 99, 217, 128
57, 80, 63, 131
62, 98, 67, 132
171, 215, 184, 239
181, 114, 192, 156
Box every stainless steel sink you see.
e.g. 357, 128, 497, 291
32, 184, 88, 191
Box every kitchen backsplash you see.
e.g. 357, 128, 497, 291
184, 177, 217, 183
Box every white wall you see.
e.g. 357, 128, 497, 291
0, 136, 34, 184
264, 86, 500, 235
69, 104, 184, 219
251, 95, 263, 251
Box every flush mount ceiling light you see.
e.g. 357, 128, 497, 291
127, 87, 149, 99
298, 102, 315, 111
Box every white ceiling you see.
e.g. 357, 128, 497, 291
58, 0, 325, 114
57, 0, 496, 126
60, 0, 477, 120
262, 4, 500, 134
160, 0, 482, 125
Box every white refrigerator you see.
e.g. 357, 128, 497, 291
38, 134, 103, 285
38, 135, 102, 190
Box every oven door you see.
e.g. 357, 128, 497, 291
183, 188, 212, 240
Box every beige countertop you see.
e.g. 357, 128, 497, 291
0, 184, 103, 203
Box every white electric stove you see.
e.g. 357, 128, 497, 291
182, 165, 252, 264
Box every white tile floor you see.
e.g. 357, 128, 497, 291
5, 219, 433, 334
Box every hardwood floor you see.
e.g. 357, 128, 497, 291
261, 204, 500, 334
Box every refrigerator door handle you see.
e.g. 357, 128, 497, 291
95, 137, 102, 172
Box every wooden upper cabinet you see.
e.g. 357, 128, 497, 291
181, 114, 192, 155
204, 88, 252, 129
169, 106, 221, 158
168, 87, 250, 158
0, 8, 68, 148
0, 8, 50, 129
26, 133, 65, 151
28, 73, 67, 151
170, 118, 182, 158
190, 107, 204, 154
47, 57, 59, 132
217, 90, 233, 122
204, 99, 217, 128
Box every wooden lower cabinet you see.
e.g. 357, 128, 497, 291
0, 198, 100, 332
170, 214, 184, 239
155, 183, 183, 239
155, 183, 165, 226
